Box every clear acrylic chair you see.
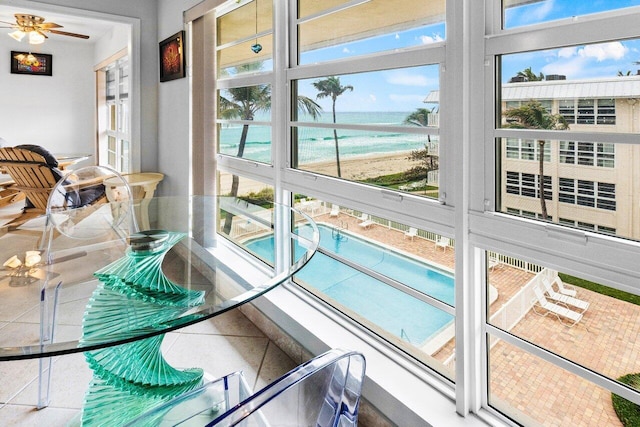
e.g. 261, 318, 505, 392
37, 165, 139, 408
123, 348, 366, 426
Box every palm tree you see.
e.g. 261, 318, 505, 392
404, 108, 438, 193
516, 67, 544, 81
312, 76, 353, 177
503, 100, 569, 220
403, 108, 431, 127
219, 64, 321, 233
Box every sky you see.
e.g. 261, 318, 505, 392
502, 0, 640, 82
259, 1, 640, 113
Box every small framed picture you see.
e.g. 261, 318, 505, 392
11, 51, 52, 76
159, 31, 186, 82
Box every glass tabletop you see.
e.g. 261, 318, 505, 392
0, 196, 319, 361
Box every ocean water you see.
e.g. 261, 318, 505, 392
219, 111, 432, 164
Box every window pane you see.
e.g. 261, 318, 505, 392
500, 138, 624, 234
498, 42, 639, 240
488, 339, 629, 426
297, 0, 445, 64
293, 66, 439, 197
286, 197, 455, 379
503, 0, 640, 28
500, 40, 640, 104
218, 86, 272, 164
487, 253, 640, 425
217, 1, 273, 75
217, 171, 274, 242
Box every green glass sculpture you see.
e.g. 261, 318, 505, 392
79, 230, 206, 425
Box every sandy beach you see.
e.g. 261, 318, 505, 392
219, 152, 414, 194
300, 152, 413, 180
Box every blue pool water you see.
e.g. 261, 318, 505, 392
246, 225, 455, 346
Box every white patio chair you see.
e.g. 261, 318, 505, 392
404, 227, 417, 240
488, 253, 500, 271
330, 204, 340, 217
435, 236, 450, 252
358, 213, 373, 229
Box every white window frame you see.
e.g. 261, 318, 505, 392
482, 3, 640, 423
187, 1, 640, 425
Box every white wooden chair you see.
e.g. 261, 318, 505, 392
435, 236, 450, 252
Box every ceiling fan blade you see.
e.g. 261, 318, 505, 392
39, 22, 63, 29
36, 29, 49, 39
0, 20, 17, 26
47, 29, 90, 39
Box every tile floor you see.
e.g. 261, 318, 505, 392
0, 308, 300, 426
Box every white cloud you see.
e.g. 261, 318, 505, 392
386, 71, 435, 87
579, 42, 628, 61
530, 0, 554, 21
558, 47, 577, 58
506, 0, 554, 25
541, 41, 629, 78
541, 56, 589, 77
420, 34, 443, 44
369, 94, 376, 102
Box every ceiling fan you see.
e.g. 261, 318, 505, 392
0, 13, 89, 44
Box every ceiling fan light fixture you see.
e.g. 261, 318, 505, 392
8, 30, 25, 41
28, 31, 45, 45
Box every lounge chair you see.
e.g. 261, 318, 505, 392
532, 285, 583, 326
435, 236, 450, 252
329, 204, 340, 217
358, 213, 373, 229
551, 274, 577, 297
405, 227, 417, 240
541, 279, 589, 313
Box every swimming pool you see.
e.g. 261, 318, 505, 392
246, 224, 455, 346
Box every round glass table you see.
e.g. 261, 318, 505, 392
0, 195, 319, 423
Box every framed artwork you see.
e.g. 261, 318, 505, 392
10, 51, 52, 76
159, 31, 186, 82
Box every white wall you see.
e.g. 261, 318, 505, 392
0, 37, 95, 157
157, 0, 202, 196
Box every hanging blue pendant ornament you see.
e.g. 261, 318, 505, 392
251, 0, 261, 54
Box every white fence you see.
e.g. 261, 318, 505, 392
488, 268, 555, 347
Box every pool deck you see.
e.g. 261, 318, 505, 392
315, 209, 640, 427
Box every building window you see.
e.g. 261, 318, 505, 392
506, 171, 551, 200
505, 138, 550, 161
558, 178, 616, 210
558, 98, 616, 125
559, 141, 615, 167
